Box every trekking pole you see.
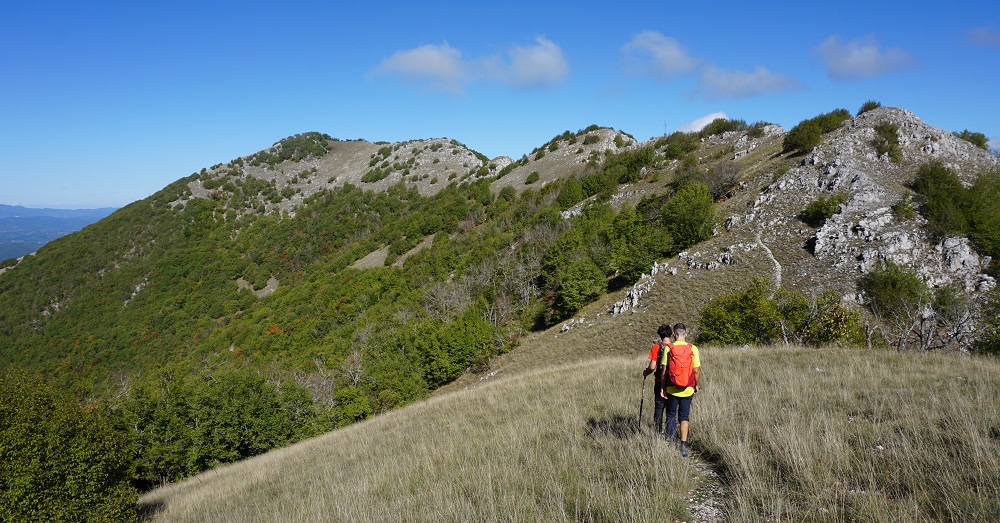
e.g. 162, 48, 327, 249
637, 374, 647, 433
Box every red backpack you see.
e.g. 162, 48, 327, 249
654, 343, 672, 383
665, 342, 695, 388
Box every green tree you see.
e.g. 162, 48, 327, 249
553, 259, 605, 321
0, 369, 137, 522
557, 178, 584, 209
662, 182, 714, 248
607, 206, 657, 283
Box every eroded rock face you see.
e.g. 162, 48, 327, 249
767, 108, 996, 291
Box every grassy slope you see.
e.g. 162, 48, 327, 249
139, 347, 1000, 522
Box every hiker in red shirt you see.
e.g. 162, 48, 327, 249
660, 323, 701, 456
642, 324, 673, 437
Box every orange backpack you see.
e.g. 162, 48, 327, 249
665, 342, 695, 388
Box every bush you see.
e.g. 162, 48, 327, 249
973, 286, 1000, 355
746, 121, 772, 139
362, 168, 390, 183
525, 171, 540, 184
954, 129, 989, 150
857, 100, 882, 115
783, 109, 851, 154
0, 369, 137, 521
814, 109, 851, 133
912, 161, 969, 239
583, 134, 600, 145
857, 261, 927, 323
661, 131, 701, 160
892, 197, 917, 221
872, 122, 903, 162
556, 178, 584, 209
704, 161, 741, 200
698, 278, 782, 345
699, 118, 748, 138
782, 120, 822, 154
603, 146, 655, 184
697, 279, 863, 346
800, 193, 849, 227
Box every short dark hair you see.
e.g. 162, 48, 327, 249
673, 323, 687, 336
657, 324, 673, 339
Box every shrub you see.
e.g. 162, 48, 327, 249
814, 109, 851, 133
872, 122, 902, 162
800, 193, 849, 227
912, 160, 969, 239
857, 261, 927, 323
697, 278, 782, 345
699, 118, 748, 138
697, 279, 863, 346
704, 160, 741, 200
583, 134, 600, 145
525, 171, 540, 184
954, 129, 989, 150
362, 168, 390, 183
603, 146, 655, 184
746, 121, 772, 139
857, 100, 882, 115
973, 286, 1000, 355
783, 109, 851, 154
782, 120, 822, 154
892, 197, 917, 221
662, 131, 701, 160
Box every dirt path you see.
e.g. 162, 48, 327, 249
683, 456, 727, 522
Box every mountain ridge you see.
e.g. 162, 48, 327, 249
2, 104, 999, 496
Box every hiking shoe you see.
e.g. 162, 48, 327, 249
680, 444, 689, 457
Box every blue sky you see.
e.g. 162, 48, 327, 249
2, 0, 998, 208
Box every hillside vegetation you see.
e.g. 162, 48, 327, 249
138, 347, 1000, 522
2, 103, 1000, 520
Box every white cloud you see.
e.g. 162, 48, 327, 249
485, 37, 569, 88
621, 30, 700, 80
693, 66, 803, 100
966, 27, 1000, 48
989, 137, 1000, 156
373, 38, 568, 93
676, 112, 728, 133
371, 43, 468, 94
814, 36, 916, 81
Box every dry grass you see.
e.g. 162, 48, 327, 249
139, 357, 697, 522
698, 346, 1000, 522
139, 346, 1000, 522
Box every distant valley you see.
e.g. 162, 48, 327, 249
0, 204, 116, 260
